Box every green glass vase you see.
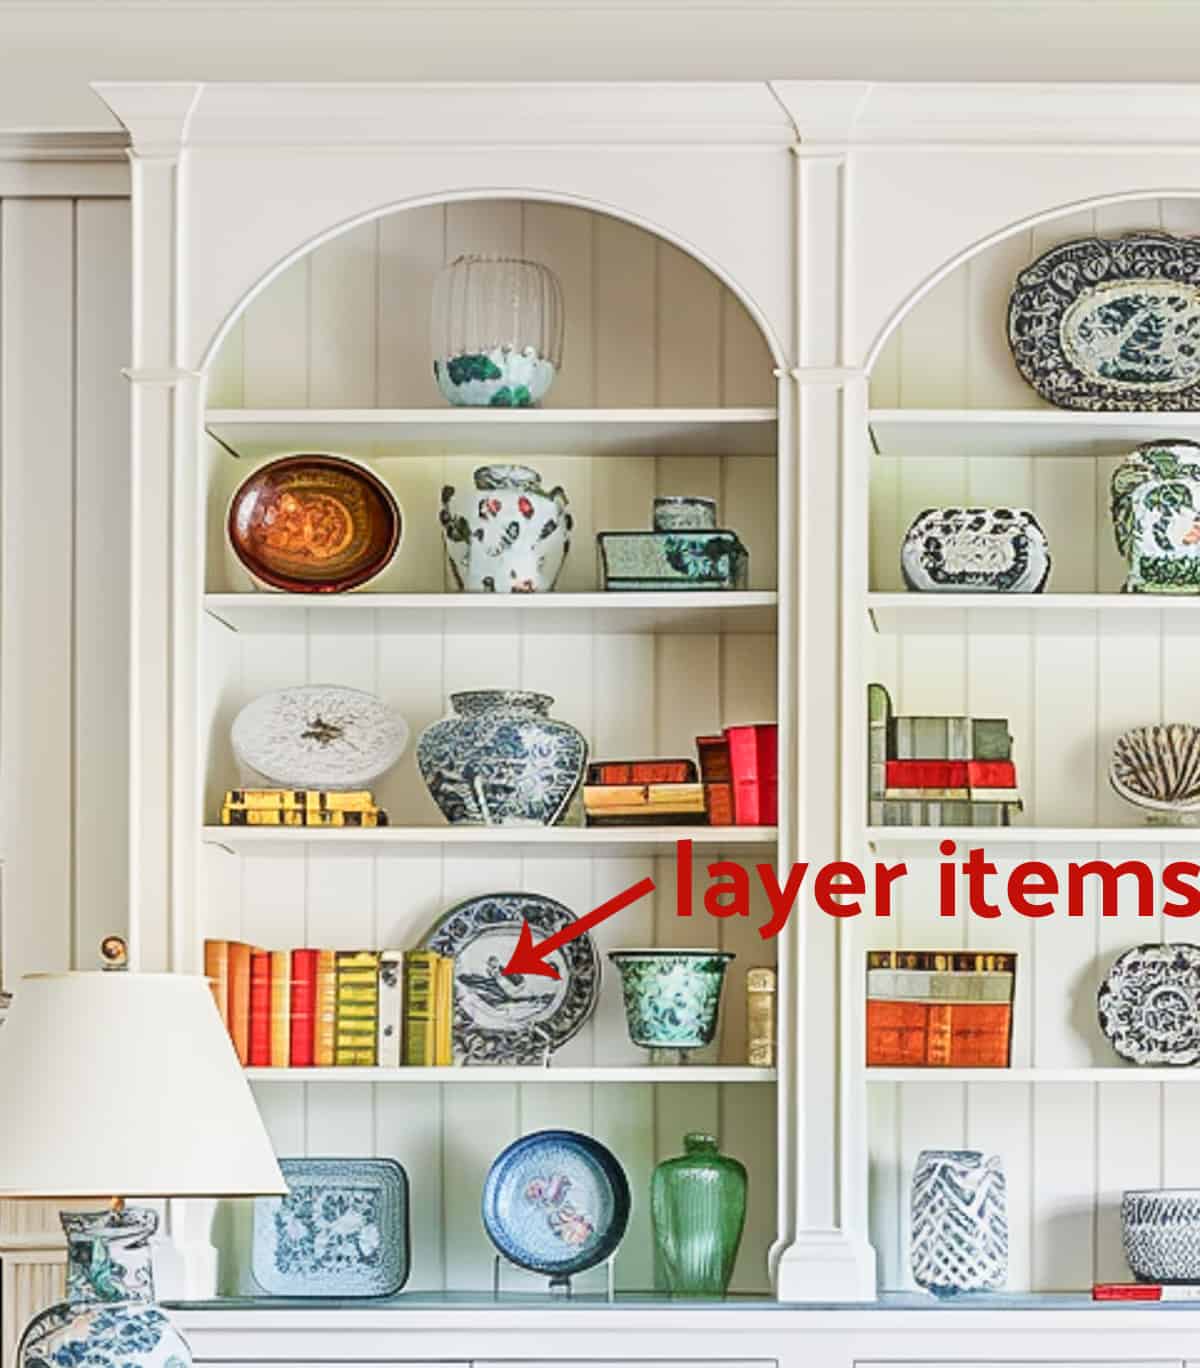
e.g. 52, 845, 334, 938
651, 1133, 747, 1296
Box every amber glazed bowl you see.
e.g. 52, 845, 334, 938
228, 453, 401, 592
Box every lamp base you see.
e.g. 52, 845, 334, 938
18, 1208, 191, 1368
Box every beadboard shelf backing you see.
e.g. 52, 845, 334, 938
245, 1065, 778, 1083
205, 591, 779, 636
202, 825, 778, 857
869, 409, 1200, 461
868, 593, 1200, 636
206, 408, 779, 461
863, 196, 1200, 1298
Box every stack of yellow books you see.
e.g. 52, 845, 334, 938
583, 781, 706, 825
220, 789, 389, 827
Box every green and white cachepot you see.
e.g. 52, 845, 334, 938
1112, 439, 1200, 592
608, 949, 734, 1064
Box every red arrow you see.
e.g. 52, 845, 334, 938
501, 876, 656, 980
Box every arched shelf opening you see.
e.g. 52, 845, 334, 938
196, 196, 785, 1302
856, 192, 1200, 1297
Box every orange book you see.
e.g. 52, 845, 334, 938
269, 950, 291, 1067
227, 941, 254, 1066
204, 940, 229, 1026
865, 1000, 1013, 1067
313, 949, 337, 1067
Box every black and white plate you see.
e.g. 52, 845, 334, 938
420, 892, 599, 1065
1008, 232, 1200, 411
1098, 942, 1200, 1066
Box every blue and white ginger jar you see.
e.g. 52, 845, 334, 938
417, 689, 587, 827
19, 1208, 191, 1368
910, 1149, 1007, 1296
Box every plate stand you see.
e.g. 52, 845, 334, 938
492, 1252, 616, 1301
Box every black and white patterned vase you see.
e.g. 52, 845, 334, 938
900, 507, 1050, 593
910, 1149, 1007, 1296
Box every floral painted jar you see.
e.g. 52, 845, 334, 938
1111, 440, 1200, 592
440, 465, 572, 593
910, 1149, 1007, 1296
416, 689, 587, 826
608, 949, 734, 1063
19, 1208, 192, 1368
431, 255, 564, 407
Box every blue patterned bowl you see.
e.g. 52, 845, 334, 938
608, 949, 734, 1055
1123, 1189, 1200, 1282
482, 1130, 630, 1282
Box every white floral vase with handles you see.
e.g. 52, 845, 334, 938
910, 1149, 1007, 1296
439, 464, 572, 593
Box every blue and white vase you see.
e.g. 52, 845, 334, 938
416, 690, 587, 827
19, 1208, 191, 1368
910, 1149, 1007, 1296
440, 465, 572, 593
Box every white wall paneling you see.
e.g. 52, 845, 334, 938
861, 195, 1200, 1293
0, 194, 131, 987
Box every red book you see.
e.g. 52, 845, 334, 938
1093, 1283, 1200, 1301
290, 949, 319, 1067
248, 951, 271, 1067
725, 724, 778, 825
885, 759, 1017, 789
704, 781, 734, 826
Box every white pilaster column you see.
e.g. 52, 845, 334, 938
772, 141, 877, 1302
92, 82, 213, 1298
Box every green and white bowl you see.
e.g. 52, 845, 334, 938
608, 949, 734, 1059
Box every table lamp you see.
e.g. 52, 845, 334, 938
0, 956, 286, 1368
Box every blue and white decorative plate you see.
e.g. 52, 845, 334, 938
421, 892, 599, 1065
1008, 233, 1200, 411
1098, 943, 1200, 1066
251, 1157, 410, 1297
482, 1130, 630, 1279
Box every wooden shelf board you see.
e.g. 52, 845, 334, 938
203, 825, 778, 858
869, 408, 1200, 460
868, 592, 1200, 635
206, 407, 778, 460
246, 1065, 777, 1084
867, 1067, 1200, 1084
866, 826, 1200, 847
205, 590, 778, 636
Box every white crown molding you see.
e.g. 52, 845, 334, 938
0, 131, 130, 193
92, 82, 202, 157
773, 79, 1200, 146
93, 80, 797, 148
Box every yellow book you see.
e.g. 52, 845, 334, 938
403, 952, 439, 1066
334, 950, 379, 1066
225, 789, 377, 812
269, 950, 290, 1067
435, 954, 455, 1066
313, 948, 337, 1067
220, 806, 388, 828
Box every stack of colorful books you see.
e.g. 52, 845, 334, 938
868, 684, 1022, 827
219, 789, 389, 827
204, 941, 453, 1067
582, 723, 777, 827
866, 949, 1016, 1068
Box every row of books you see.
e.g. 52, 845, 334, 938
218, 789, 390, 827
868, 685, 1024, 827
866, 949, 1017, 1068
582, 724, 778, 827
204, 941, 453, 1067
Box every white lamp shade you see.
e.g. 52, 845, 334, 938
0, 972, 286, 1199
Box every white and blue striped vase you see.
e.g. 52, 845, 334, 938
910, 1149, 1007, 1296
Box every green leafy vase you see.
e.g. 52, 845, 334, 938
651, 1133, 747, 1296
